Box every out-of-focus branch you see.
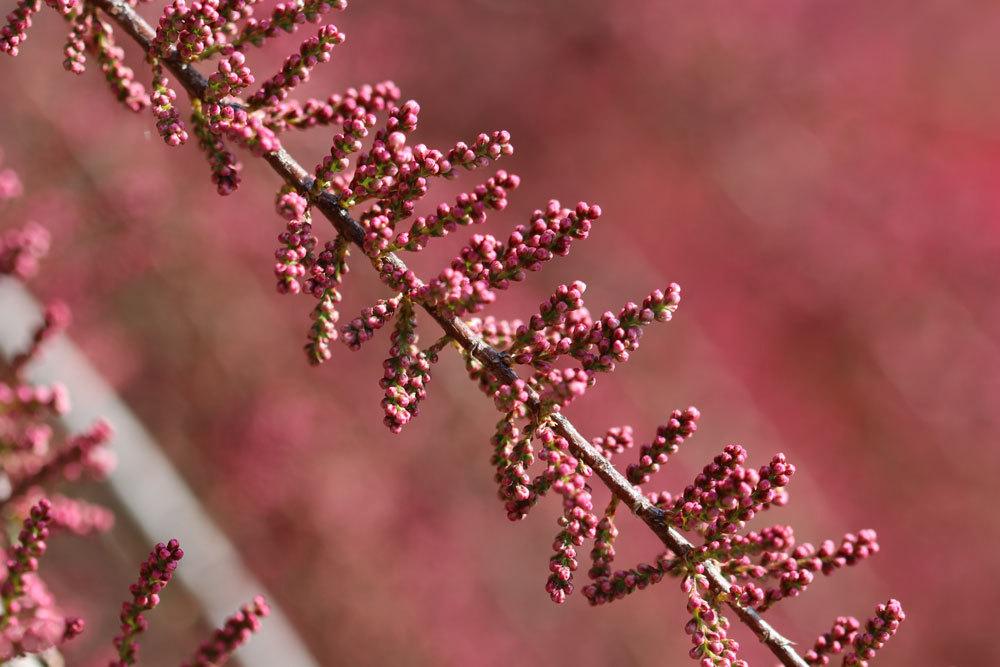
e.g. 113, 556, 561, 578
86, 1, 808, 663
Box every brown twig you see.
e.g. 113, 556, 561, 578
85, 1, 809, 663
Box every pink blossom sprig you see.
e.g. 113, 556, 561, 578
467, 316, 522, 349
380, 299, 433, 433
538, 428, 599, 604
844, 601, 906, 666
178, 0, 228, 62
663, 446, 794, 537
592, 425, 634, 461
247, 23, 344, 109
151, 68, 189, 146
626, 407, 701, 486
506, 280, 587, 370
149, 0, 188, 58
682, 571, 746, 667
583, 552, 674, 607
192, 100, 242, 195
266, 80, 400, 132
839, 600, 905, 666
587, 498, 619, 580
340, 295, 402, 350
304, 235, 349, 365
360, 208, 394, 258
111, 539, 184, 666
204, 47, 253, 102
207, 102, 281, 155
273, 191, 316, 295
692, 524, 796, 566
338, 100, 422, 206
423, 200, 599, 315
443, 131, 515, 176
234, 0, 345, 49
390, 170, 520, 254
90, 20, 149, 111
8, 301, 71, 378
535, 367, 594, 409
492, 414, 547, 521
0, 499, 51, 627
150, 0, 228, 63
181, 596, 269, 667
311, 111, 377, 195
0, 571, 82, 660
753, 530, 880, 611
0, 222, 50, 280
804, 616, 861, 665
62, 11, 89, 74
568, 284, 682, 374
0, 0, 40, 56
0, 423, 51, 455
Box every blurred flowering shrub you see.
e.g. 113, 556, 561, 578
0, 151, 267, 664
0, 0, 913, 664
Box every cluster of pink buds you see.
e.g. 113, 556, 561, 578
111, 539, 184, 665
274, 206, 317, 294
1, 499, 51, 624
392, 170, 520, 252
341, 295, 402, 351
182, 595, 270, 667
683, 570, 746, 667
90, 19, 149, 111
806, 600, 905, 666
660, 445, 793, 537
303, 236, 349, 363
537, 429, 598, 604
380, 300, 434, 433
627, 407, 699, 484
248, 24, 344, 108
266, 80, 399, 132
0, 0, 39, 56
0, 499, 82, 661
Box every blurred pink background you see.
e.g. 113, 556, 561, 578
2, 1, 997, 664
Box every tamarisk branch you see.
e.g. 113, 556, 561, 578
2, 0, 907, 664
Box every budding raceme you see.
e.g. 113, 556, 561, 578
192, 99, 242, 195
682, 571, 746, 667
247, 23, 344, 108
0, 0, 41, 56
110, 539, 183, 666
91, 18, 149, 111
1, 499, 52, 627
340, 295, 401, 351
304, 236, 349, 365
273, 190, 317, 295
182, 595, 269, 667
265, 80, 400, 133
379, 299, 436, 432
